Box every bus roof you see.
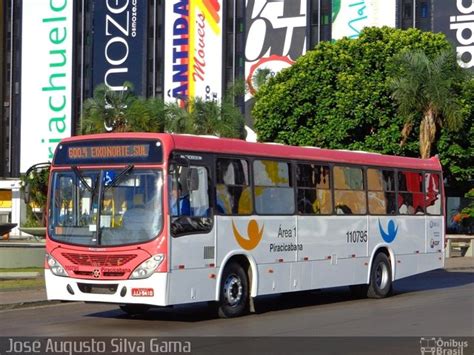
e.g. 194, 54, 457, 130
58, 133, 442, 171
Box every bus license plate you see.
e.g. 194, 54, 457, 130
131, 288, 154, 297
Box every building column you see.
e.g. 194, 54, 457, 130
10, 180, 22, 237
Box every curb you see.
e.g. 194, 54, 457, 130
444, 267, 474, 271
0, 300, 62, 311
0, 272, 40, 280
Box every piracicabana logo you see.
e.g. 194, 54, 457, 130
232, 219, 264, 251
378, 219, 398, 243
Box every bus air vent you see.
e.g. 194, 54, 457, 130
73, 270, 126, 278
203, 246, 215, 259
62, 253, 137, 267
77, 283, 118, 295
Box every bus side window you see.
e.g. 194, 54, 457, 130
333, 166, 366, 215
169, 163, 213, 237
398, 171, 424, 215
296, 164, 332, 215
216, 158, 252, 215
188, 166, 210, 217
368, 169, 396, 215
253, 159, 294, 215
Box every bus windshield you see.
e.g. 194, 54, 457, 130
48, 168, 163, 247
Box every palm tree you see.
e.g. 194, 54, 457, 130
81, 81, 246, 139
126, 97, 167, 133
165, 82, 246, 139
218, 81, 247, 139
81, 82, 137, 134
389, 48, 469, 158
247, 68, 273, 96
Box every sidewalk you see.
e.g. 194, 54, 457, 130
444, 256, 474, 270
0, 257, 472, 310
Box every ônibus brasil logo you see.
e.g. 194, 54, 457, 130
232, 219, 264, 251
378, 219, 398, 243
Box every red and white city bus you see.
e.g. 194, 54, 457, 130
45, 133, 444, 317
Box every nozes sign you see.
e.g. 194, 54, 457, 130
92, 0, 148, 95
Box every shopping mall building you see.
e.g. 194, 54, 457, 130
0, 0, 471, 235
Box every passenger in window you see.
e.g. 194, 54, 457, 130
216, 185, 233, 214
298, 192, 315, 214
335, 204, 352, 215
170, 183, 190, 216
298, 198, 314, 214
399, 194, 415, 215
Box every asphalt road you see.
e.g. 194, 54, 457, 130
0, 268, 472, 354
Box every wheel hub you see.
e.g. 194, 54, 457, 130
223, 274, 243, 306
375, 262, 389, 289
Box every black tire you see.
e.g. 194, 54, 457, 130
367, 252, 392, 299
119, 304, 150, 316
217, 262, 249, 318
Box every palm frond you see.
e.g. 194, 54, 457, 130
389, 48, 469, 157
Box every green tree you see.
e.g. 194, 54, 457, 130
389, 49, 468, 158
253, 26, 473, 185
125, 97, 167, 133
81, 82, 137, 134
20, 163, 50, 226
166, 92, 246, 139
462, 189, 474, 218
81, 81, 246, 139
247, 68, 273, 96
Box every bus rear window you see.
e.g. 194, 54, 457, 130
425, 173, 441, 215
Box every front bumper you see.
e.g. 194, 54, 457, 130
45, 269, 168, 306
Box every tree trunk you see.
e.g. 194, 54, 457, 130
419, 109, 437, 159
400, 122, 413, 147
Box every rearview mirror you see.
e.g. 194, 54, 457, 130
23, 184, 31, 204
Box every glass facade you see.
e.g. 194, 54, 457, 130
0, 0, 467, 182
398, 0, 432, 31
1, 0, 22, 177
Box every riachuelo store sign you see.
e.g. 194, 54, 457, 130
20, 0, 73, 173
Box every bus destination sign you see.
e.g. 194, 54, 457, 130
53, 139, 163, 165
68, 144, 149, 160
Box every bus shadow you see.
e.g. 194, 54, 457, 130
255, 269, 473, 315
392, 268, 474, 294
87, 302, 220, 322
86, 268, 473, 322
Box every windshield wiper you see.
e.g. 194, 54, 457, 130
72, 166, 92, 192
105, 164, 134, 189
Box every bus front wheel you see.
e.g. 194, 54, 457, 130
217, 262, 249, 318
367, 253, 392, 299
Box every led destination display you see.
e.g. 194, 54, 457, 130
53, 140, 163, 165
67, 145, 149, 160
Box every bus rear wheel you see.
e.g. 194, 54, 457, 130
367, 253, 392, 299
119, 304, 150, 316
217, 262, 249, 318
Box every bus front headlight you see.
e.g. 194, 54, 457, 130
46, 253, 68, 277
130, 254, 164, 280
